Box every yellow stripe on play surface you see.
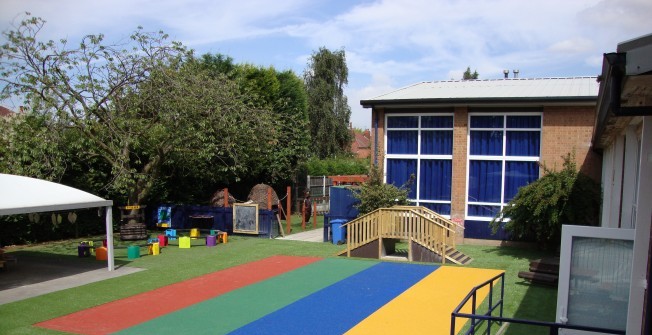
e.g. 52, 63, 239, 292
345, 266, 504, 335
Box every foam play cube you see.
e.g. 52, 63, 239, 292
165, 229, 177, 241
127, 245, 140, 259
190, 228, 200, 238
179, 236, 191, 248
149, 242, 160, 255
95, 247, 108, 261
206, 235, 217, 247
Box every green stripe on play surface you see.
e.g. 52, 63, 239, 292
115, 258, 378, 335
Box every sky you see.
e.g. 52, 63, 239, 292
1, 0, 650, 129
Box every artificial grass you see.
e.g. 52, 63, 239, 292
455, 245, 558, 335
0, 236, 556, 335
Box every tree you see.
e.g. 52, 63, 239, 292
462, 66, 479, 80
304, 47, 352, 159
196, 54, 311, 186
0, 15, 273, 205
489, 153, 600, 249
354, 166, 410, 215
0, 112, 68, 181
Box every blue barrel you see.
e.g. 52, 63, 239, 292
331, 219, 347, 245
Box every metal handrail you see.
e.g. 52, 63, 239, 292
451, 272, 505, 335
450, 272, 626, 335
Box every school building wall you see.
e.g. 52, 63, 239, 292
370, 105, 601, 240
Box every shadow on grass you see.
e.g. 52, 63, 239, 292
0, 250, 131, 291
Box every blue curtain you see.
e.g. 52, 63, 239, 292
386, 159, 417, 198
422, 203, 451, 215
387, 130, 418, 154
419, 160, 452, 200
506, 131, 540, 156
504, 161, 539, 201
467, 205, 501, 218
421, 131, 453, 154
470, 131, 503, 155
468, 160, 502, 203
387, 116, 418, 128
507, 115, 540, 128
470, 115, 503, 128
421, 116, 453, 128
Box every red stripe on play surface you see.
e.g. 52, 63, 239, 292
36, 255, 321, 335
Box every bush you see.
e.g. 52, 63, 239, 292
354, 165, 410, 215
490, 153, 600, 250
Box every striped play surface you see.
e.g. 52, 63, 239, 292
36, 256, 502, 335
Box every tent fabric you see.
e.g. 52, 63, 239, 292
0, 174, 115, 271
0, 174, 112, 215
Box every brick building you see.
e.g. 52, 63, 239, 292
350, 128, 371, 159
360, 77, 601, 240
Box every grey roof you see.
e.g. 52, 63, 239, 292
361, 77, 599, 106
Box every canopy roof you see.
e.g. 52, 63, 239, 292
0, 174, 113, 216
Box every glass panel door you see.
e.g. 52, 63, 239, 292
557, 225, 634, 334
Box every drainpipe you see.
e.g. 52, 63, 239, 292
374, 111, 379, 166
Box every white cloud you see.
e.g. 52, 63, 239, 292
2, 0, 650, 128
548, 38, 594, 54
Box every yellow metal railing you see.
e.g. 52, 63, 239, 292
342, 206, 461, 262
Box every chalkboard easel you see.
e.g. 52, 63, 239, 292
233, 203, 259, 234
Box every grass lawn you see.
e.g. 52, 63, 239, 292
0, 231, 557, 335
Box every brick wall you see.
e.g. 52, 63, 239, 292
541, 106, 601, 181
451, 107, 469, 222
371, 108, 385, 171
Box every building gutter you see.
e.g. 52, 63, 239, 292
360, 96, 596, 109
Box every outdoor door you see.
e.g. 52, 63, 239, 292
556, 225, 634, 335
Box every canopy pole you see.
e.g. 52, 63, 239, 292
106, 206, 115, 271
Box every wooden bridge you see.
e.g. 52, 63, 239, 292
338, 206, 472, 265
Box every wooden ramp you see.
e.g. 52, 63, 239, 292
338, 206, 472, 265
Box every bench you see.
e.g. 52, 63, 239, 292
518, 271, 558, 286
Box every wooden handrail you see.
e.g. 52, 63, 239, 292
342, 206, 459, 261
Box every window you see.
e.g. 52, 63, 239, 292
466, 114, 541, 222
385, 113, 453, 215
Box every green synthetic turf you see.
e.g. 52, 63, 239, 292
0, 235, 556, 335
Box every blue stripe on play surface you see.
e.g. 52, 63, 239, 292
228, 262, 438, 335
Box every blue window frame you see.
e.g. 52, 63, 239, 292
385, 114, 453, 216
467, 113, 541, 221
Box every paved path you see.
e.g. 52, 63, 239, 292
275, 228, 324, 242
0, 265, 143, 305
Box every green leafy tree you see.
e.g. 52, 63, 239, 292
304, 47, 352, 158
0, 15, 273, 205
462, 66, 479, 80
0, 112, 69, 180
354, 166, 410, 215
196, 54, 310, 186
490, 153, 600, 249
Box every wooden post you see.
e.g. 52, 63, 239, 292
223, 188, 229, 208
313, 202, 317, 229
286, 186, 291, 233
301, 201, 306, 230
267, 188, 272, 210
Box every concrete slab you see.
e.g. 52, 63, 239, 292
0, 251, 144, 305
275, 229, 323, 242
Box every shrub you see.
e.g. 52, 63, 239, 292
354, 165, 411, 215
490, 153, 600, 250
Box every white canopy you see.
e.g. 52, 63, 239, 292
0, 173, 115, 271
